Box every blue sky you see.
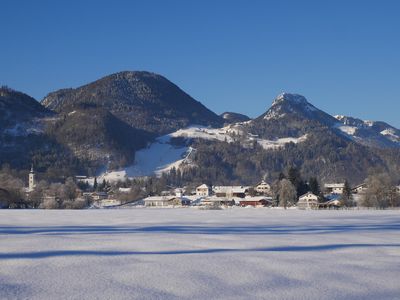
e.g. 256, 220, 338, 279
1, 0, 399, 126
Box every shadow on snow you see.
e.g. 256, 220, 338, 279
0, 243, 399, 259
1, 223, 400, 236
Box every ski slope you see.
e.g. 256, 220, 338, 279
96, 125, 308, 182
1, 209, 399, 299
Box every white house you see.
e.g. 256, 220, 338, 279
200, 196, 234, 207
297, 192, 319, 210
196, 184, 210, 197
213, 186, 250, 198
143, 196, 183, 207
255, 180, 271, 195
324, 183, 345, 194
95, 199, 121, 208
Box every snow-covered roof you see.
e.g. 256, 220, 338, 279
299, 192, 318, 199
324, 183, 345, 188
240, 196, 272, 202
196, 184, 209, 190
143, 196, 177, 202
213, 186, 250, 194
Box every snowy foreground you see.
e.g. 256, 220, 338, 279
1, 209, 399, 300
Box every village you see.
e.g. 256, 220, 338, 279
121, 181, 389, 209
1, 165, 399, 210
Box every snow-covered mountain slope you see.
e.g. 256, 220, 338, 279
254, 92, 400, 149
96, 93, 400, 182
334, 115, 400, 148
96, 124, 309, 181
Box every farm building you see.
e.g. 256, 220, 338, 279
239, 196, 272, 207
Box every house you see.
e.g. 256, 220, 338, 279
319, 199, 342, 209
324, 183, 345, 194
196, 184, 210, 197
143, 196, 184, 207
351, 183, 368, 194
255, 180, 271, 195
118, 187, 132, 193
95, 199, 121, 208
174, 188, 184, 197
91, 192, 108, 201
239, 196, 272, 207
297, 192, 319, 210
200, 197, 234, 207
213, 186, 250, 198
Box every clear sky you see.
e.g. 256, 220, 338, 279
1, 0, 399, 126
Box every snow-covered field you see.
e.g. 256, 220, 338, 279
1, 209, 399, 299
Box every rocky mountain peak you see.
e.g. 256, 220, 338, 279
272, 93, 310, 106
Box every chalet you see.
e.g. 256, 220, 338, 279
297, 192, 319, 210
319, 199, 342, 209
255, 180, 271, 195
91, 192, 108, 201
239, 196, 272, 207
213, 186, 250, 198
351, 183, 368, 194
94, 199, 121, 208
324, 183, 345, 194
174, 188, 184, 197
143, 196, 184, 207
118, 187, 132, 193
200, 197, 235, 207
196, 184, 210, 197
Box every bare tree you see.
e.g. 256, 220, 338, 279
278, 179, 297, 209
361, 173, 392, 208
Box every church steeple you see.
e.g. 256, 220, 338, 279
28, 165, 36, 191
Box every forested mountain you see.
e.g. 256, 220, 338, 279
1, 76, 400, 185
160, 93, 400, 185
42, 71, 223, 135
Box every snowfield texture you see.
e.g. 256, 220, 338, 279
96, 125, 308, 181
1, 209, 399, 300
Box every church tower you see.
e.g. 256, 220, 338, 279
29, 165, 36, 191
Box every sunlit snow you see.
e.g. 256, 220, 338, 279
1, 209, 399, 299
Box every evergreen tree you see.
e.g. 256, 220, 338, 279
287, 167, 308, 198
309, 177, 320, 196
341, 179, 354, 207
93, 177, 98, 191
